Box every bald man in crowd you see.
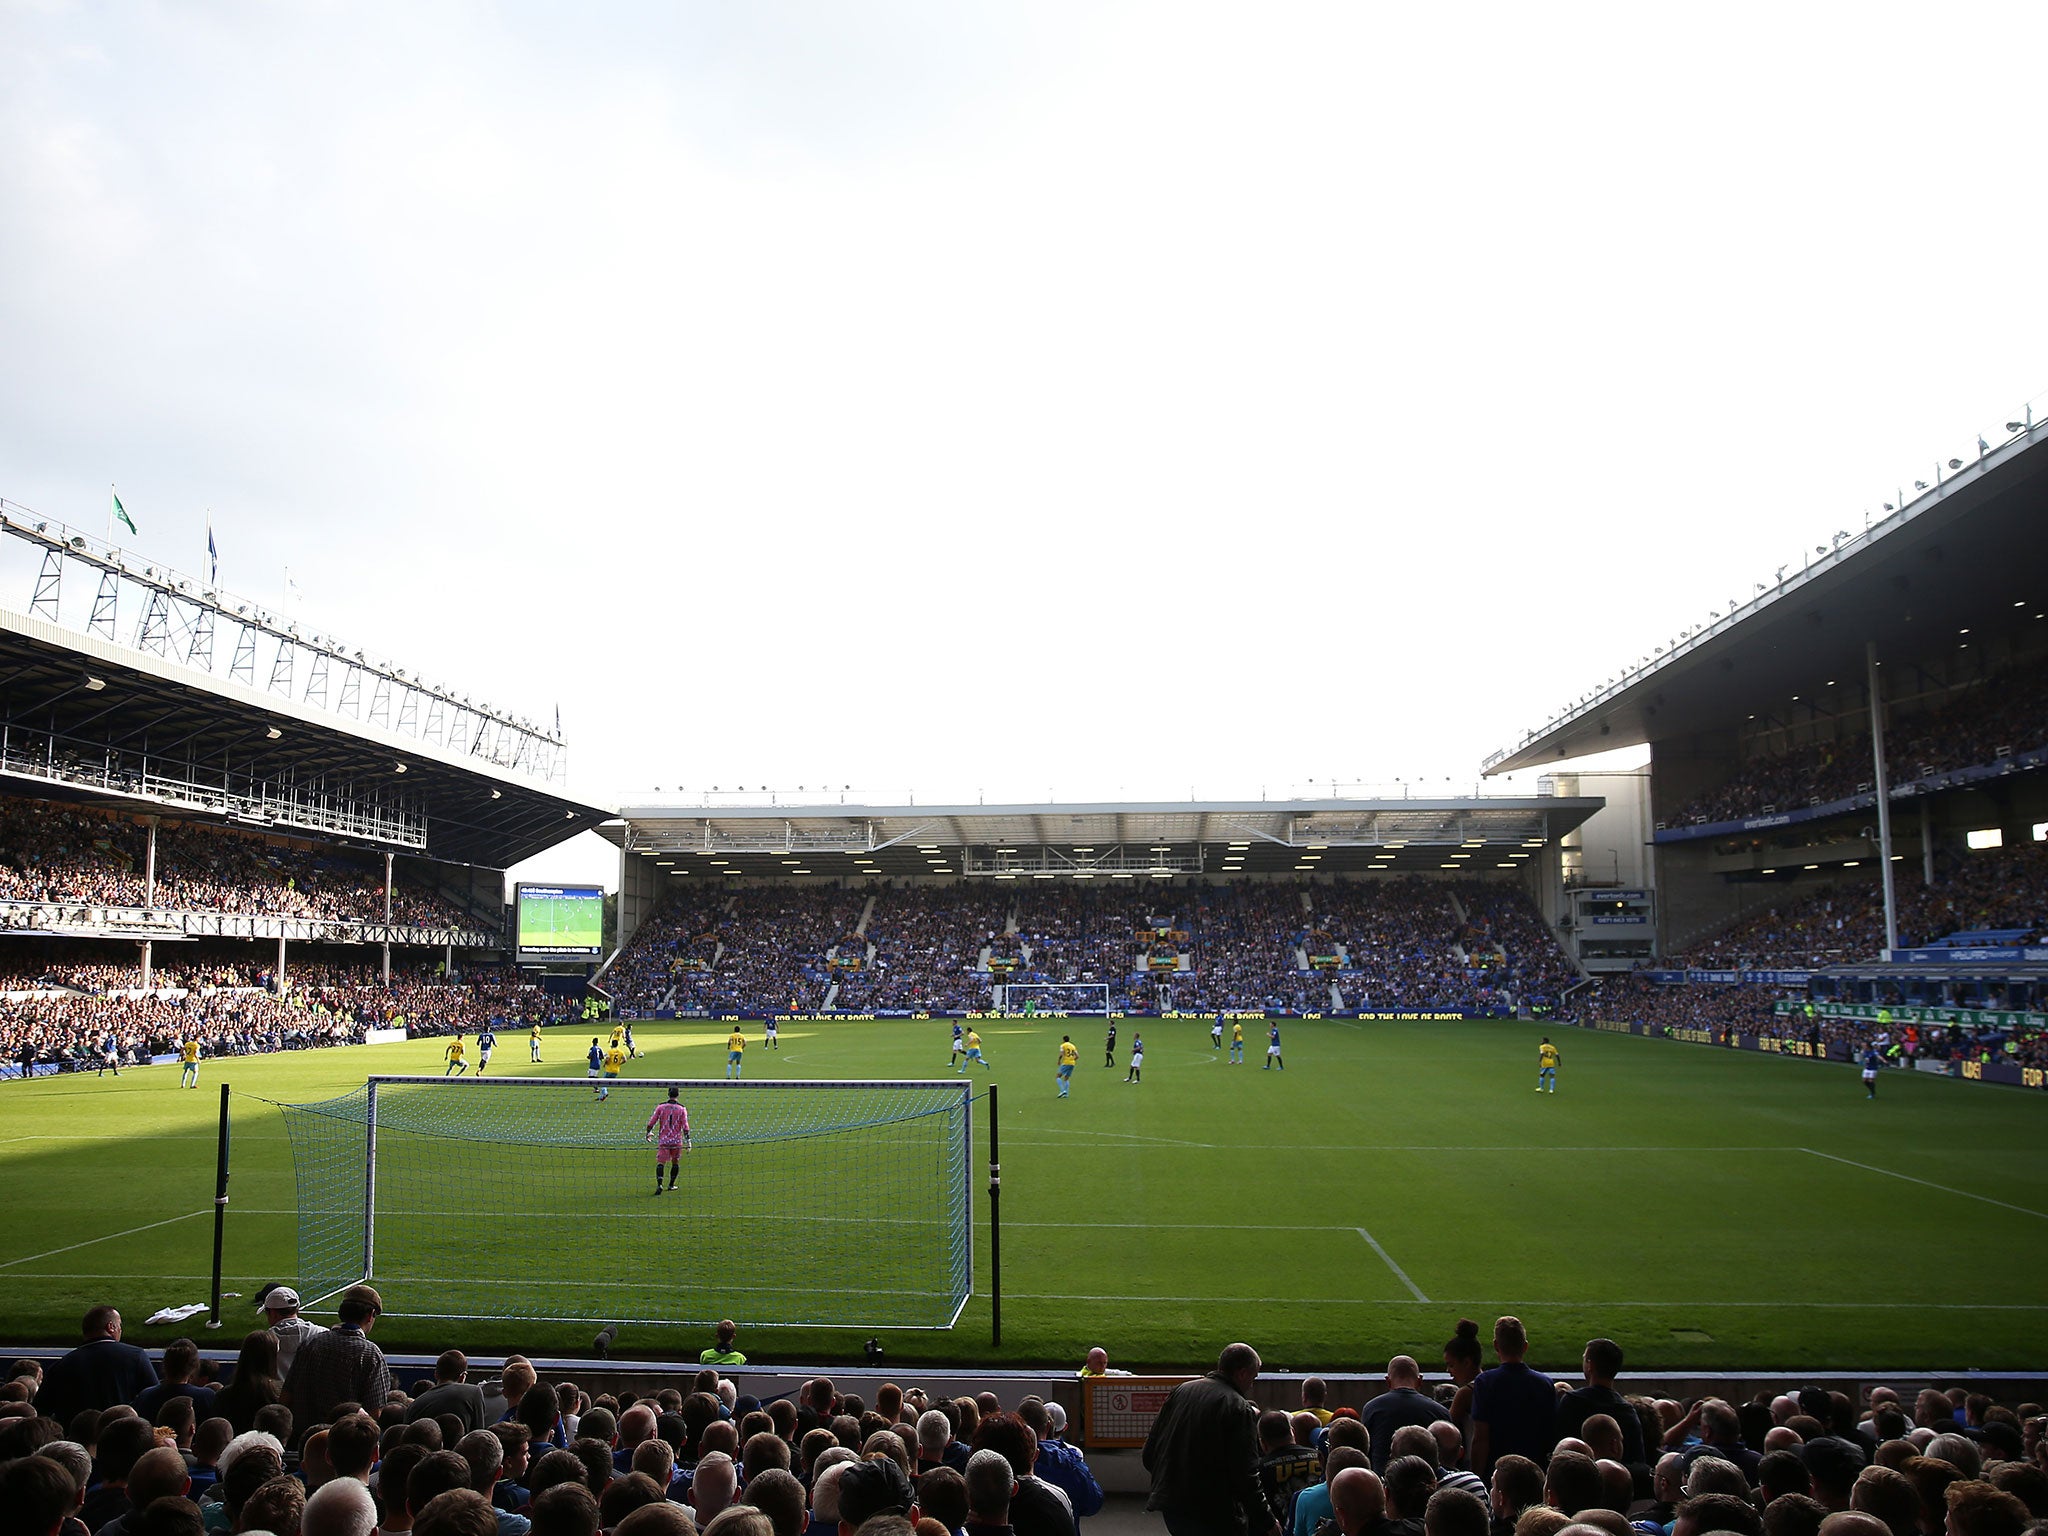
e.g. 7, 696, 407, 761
1331, 1467, 1389, 1536
1362, 1358, 1450, 1473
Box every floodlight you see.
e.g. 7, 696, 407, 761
1882, 503, 1894, 512
1947, 457, 1962, 470
1914, 480, 1928, 490
393, 762, 407, 773
264, 726, 282, 740
83, 675, 106, 692
2009, 421, 2027, 433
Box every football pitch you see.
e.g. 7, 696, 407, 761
517, 895, 603, 949
1, 1018, 2043, 1372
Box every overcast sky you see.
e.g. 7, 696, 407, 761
4, 3, 2045, 892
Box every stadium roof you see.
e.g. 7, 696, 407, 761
600, 795, 1600, 878
1484, 417, 2048, 776
0, 606, 609, 868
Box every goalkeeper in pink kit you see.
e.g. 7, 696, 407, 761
645, 1086, 692, 1194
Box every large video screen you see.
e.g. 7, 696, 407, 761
515, 882, 605, 959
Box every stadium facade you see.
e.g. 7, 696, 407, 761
0, 502, 610, 992
1485, 408, 2048, 992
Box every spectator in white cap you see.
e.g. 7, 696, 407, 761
258, 1285, 320, 1380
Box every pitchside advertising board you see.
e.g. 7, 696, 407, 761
514, 882, 604, 962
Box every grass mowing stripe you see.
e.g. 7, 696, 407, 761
15, 1276, 2048, 1312
0, 1210, 211, 1269
1798, 1148, 2048, 1220
1355, 1227, 1430, 1302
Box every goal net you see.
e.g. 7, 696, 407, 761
996, 982, 1112, 1016
275, 1077, 974, 1330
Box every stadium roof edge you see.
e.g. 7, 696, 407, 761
609, 795, 1590, 822
0, 606, 610, 868
1482, 420, 2048, 776
597, 796, 1600, 877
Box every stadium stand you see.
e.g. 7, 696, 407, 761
1, 1331, 2036, 1536
0, 956, 584, 1073
0, 793, 488, 930
1668, 840, 2048, 971
1668, 654, 2048, 828
604, 877, 1581, 1018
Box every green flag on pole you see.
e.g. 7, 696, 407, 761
112, 491, 137, 537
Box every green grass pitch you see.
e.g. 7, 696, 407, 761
517, 894, 602, 950
2, 1018, 2043, 1372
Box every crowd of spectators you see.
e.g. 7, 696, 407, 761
608, 879, 1578, 1019
1169, 1327, 2044, 1536
1, 1295, 1116, 1535
1, 956, 579, 1074
1591, 977, 2046, 1072
8, 1309, 2045, 1536
1669, 654, 2048, 827
1672, 840, 2048, 972
0, 795, 482, 931
836, 887, 1012, 1014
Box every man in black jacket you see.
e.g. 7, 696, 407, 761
39, 1307, 158, 1427
1143, 1342, 1279, 1536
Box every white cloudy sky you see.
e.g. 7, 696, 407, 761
3, 2, 2045, 890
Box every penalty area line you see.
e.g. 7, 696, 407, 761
1356, 1227, 1430, 1302
0, 1210, 211, 1271
1798, 1148, 2048, 1220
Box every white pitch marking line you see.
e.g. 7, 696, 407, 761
1798, 1148, 2048, 1221
1357, 1227, 1430, 1302
1003, 1294, 2048, 1310
0, 1210, 211, 1270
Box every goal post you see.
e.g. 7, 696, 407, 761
997, 982, 1112, 1016
276, 1077, 974, 1330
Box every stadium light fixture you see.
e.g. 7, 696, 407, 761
264, 726, 282, 740
489, 789, 501, 799
83, 675, 106, 692
393, 762, 406, 773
